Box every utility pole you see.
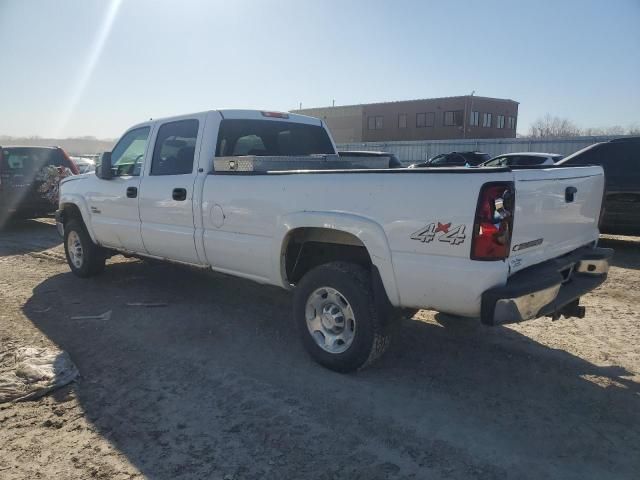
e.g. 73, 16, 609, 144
463, 90, 475, 139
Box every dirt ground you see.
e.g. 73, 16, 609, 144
0, 218, 638, 480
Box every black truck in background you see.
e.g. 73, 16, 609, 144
557, 137, 640, 234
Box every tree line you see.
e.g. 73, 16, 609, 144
526, 114, 640, 138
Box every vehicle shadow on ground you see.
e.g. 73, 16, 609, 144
599, 235, 640, 270
22, 259, 640, 479
0, 217, 62, 257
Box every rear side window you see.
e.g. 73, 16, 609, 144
215, 120, 335, 157
616, 143, 640, 175
151, 119, 199, 175
562, 144, 602, 167
513, 155, 546, 166
484, 156, 509, 167
1, 148, 59, 175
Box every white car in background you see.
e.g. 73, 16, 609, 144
71, 156, 96, 174
481, 152, 564, 167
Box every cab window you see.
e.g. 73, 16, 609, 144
110, 127, 151, 176
151, 119, 199, 175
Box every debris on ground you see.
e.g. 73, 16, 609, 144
70, 311, 112, 321
0, 345, 79, 403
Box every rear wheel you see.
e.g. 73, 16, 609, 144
293, 262, 391, 372
64, 219, 106, 277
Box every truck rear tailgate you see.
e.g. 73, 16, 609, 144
509, 166, 604, 273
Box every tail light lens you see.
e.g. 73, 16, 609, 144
471, 182, 515, 260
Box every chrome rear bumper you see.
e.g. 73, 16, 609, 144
481, 246, 613, 326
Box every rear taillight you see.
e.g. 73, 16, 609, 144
471, 182, 515, 261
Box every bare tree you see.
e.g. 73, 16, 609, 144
528, 114, 581, 138
627, 125, 640, 136
583, 125, 626, 136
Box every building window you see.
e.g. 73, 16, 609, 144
507, 116, 516, 129
497, 115, 505, 129
482, 113, 492, 128
368, 116, 384, 130
444, 111, 463, 127
416, 112, 435, 128
398, 114, 407, 129
470, 111, 479, 126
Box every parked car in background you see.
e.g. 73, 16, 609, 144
409, 151, 491, 168
71, 156, 96, 174
481, 152, 564, 167
0, 146, 79, 223
557, 137, 640, 234
338, 150, 403, 168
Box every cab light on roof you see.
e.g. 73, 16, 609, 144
261, 111, 289, 119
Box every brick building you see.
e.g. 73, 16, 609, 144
292, 95, 518, 144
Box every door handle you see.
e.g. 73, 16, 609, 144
126, 187, 138, 198
172, 188, 187, 201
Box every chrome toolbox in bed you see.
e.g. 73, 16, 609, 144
213, 154, 390, 172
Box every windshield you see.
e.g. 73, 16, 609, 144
216, 120, 335, 157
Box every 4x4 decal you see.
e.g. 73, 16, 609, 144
411, 222, 466, 245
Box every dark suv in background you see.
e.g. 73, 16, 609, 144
410, 151, 491, 168
0, 146, 79, 224
557, 137, 640, 234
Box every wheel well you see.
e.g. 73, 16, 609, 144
283, 228, 372, 284
61, 203, 83, 225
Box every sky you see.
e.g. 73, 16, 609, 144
0, 0, 638, 139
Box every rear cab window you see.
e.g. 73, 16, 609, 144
215, 119, 335, 157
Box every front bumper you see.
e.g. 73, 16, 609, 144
481, 246, 613, 326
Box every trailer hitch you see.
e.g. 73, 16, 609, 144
549, 298, 586, 321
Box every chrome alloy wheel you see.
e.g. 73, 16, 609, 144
67, 230, 84, 269
305, 287, 356, 354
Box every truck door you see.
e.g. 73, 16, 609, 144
138, 117, 202, 264
87, 126, 150, 252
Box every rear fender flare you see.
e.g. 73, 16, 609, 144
273, 211, 400, 306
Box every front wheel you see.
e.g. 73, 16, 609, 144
293, 262, 391, 372
64, 219, 106, 278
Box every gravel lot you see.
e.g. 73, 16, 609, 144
0, 218, 638, 479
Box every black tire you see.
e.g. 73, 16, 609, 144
293, 261, 391, 373
64, 219, 106, 278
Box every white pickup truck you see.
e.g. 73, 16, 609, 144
56, 110, 613, 372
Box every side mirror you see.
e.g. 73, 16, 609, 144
96, 152, 113, 180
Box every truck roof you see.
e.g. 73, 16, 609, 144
129, 109, 323, 131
